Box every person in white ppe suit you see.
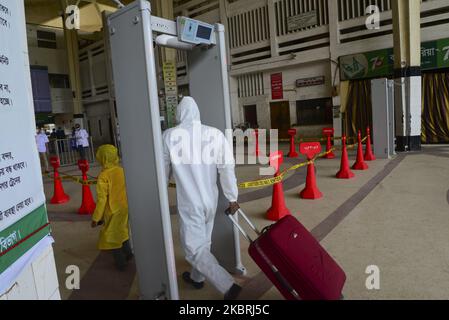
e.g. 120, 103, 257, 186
163, 97, 242, 300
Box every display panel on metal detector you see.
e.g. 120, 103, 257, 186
176, 16, 214, 45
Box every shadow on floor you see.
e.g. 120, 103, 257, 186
69, 251, 137, 300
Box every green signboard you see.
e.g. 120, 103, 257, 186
0, 206, 50, 274
340, 38, 449, 81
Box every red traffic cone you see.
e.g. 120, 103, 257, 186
352, 131, 369, 170
287, 129, 298, 158
299, 142, 323, 199
300, 162, 323, 199
364, 127, 376, 161
267, 173, 292, 221
49, 157, 70, 204
336, 136, 355, 179
266, 151, 291, 221
78, 160, 96, 215
323, 128, 335, 159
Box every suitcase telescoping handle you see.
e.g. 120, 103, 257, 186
225, 208, 261, 243
226, 208, 301, 300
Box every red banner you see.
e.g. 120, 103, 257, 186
271, 73, 283, 100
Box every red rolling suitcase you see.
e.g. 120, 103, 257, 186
227, 209, 346, 300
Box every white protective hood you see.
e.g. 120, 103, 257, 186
176, 96, 201, 125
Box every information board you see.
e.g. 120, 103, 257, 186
0, 0, 50, 274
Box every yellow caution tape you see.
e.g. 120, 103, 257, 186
236, 159, 314, 189
237, 135, 368, 189
44, 136, 369, 190
44, 172, 98, 186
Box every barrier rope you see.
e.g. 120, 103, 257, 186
44, 172, 97, 186
278, 136, 358, 143
44, 136, 368, 190
237, 136, 367, 189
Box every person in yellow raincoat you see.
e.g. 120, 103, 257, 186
91, 144, 132, 271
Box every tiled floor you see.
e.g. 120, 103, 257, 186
46, 144, 449, 300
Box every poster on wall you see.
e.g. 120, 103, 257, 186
340, 38, 449, 81
0, 0, 50, 274
271, 73, 283, 100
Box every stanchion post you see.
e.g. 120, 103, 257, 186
78, 159, 96, 215
49, 156, 70, 204
287, 129, 299, 158
352, 130, 369, 170
364, 127, 376, 161
266, 151, 291, 221
323, 127, 336, 159
254, 128, 260, 157
336, 136, 355, 179
299, 142, 323, 199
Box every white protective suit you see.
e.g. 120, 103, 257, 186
162, 97, 239, 294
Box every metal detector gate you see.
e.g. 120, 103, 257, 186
108, 0, 244, 300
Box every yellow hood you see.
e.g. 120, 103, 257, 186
96, 144, 120, 169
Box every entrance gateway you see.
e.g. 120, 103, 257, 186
107, 0, 245, 300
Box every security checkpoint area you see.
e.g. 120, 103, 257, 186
2, 0, 449, 315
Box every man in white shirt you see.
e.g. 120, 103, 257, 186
74, 124, 90, 160
35, 128, 49, 173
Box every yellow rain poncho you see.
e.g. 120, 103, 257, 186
92, 145, 129, 250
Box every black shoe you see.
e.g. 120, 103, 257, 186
224, 284, 242, 300
182, 272, 204, 289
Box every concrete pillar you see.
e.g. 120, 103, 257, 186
220, 0, 239, 127
219, 0, 232, 66
267, 0, 279, 58
328, 0, 342, 144
157, 0, 176, 62
229, 76, 240, 126
392, 0, 422, 151
60, 1, 83, 117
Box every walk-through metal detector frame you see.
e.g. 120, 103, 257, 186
107, 0, 244, 300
